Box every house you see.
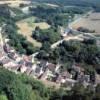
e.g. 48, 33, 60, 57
35, 62, 56, 80
77, 74, 90, 87
33, 61, 48, 77
96, 74, 100, 84
0, 53, 5, 61
55, 63, 61, 72
4, 61, 18, 67
72, 64, 84, 73
56, 74, 63, 84
55, 71, 72, 84
7, 52, 17, 60
7, 52, 22, 62
25, 67, 33, 75
22, 55, 33, 68
0, 45, 3, 51
20, 65, 27, 73
47, 63, 56, 72
39, 69, 48, 80
84, 75, 90, 83
3, 44, 15, 53
25, 61, 33, 68
32, 63, 38, 71
64, 78, 77, 87
23, 55, 32, 62
1, 57, 11, 65
43, 63, 57, 79
61, 71, 72, 79
15, 56, 22, 63
29, 70, 37, 78
8, 65, 21, 73
34, 65, 43, 77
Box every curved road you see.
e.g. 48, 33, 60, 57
51, 34, 84, 49
51, 11, 99, 49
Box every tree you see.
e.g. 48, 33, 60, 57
6, 80, 32, 100
0, 68, 16, 92
0, 68, 32, 100
95, 84, 100, 100
41, 42, 51, 52
0, 94, 8, 100
32, 27, 61, 44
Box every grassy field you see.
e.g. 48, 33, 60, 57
20, 17, 50, 29
71, 13, 100, 33
16, 17, 50, 47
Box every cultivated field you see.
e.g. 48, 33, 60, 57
71, 13, 100, 33
16, 17, 50, 47
0, 0, 31, 7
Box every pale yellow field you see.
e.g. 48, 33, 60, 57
16, 22, 42, 47
71, 13, 100, 33
16, 17, 50, 47
0, 0, 31, 7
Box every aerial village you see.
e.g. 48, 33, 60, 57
0, 26, 99, 89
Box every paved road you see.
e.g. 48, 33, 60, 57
0, 27, 4, 49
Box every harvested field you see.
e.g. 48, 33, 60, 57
16, 17, 50, 47
16, 21, 42, 47
71, 13, 100, 33
0, 0, 31, 7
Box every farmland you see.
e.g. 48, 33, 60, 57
0, 0, 31, 7
71, 13, 100, 33
16, 17, 50, 47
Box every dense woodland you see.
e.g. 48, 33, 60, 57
29, 5, 90, 26
32, 26, 61, 44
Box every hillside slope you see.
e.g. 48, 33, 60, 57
31, 0, 100, 11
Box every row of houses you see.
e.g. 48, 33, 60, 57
0, 42, 99, 88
